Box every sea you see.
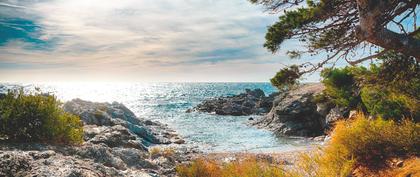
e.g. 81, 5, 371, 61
0, 82, 315, 153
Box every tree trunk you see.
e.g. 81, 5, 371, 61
356, 0, 420, 59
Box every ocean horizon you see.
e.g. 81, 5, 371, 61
0, 82, 315, 153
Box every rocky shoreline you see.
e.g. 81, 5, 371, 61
192, 83, 351, 137
0, 83, 349, 176
188, 88, 278, 116
0, 99, 195, 177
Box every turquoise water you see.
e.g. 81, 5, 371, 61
0, 83, 314, 152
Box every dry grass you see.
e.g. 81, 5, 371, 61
177, 113, 420, 177
290, 113, 419, 177
149, 146, 175, 159
353, 157, 420, 177
176, 156, 287, 177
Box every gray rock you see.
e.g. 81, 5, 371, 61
348, 110, 358, 119
64, 99, 183, 145
191, 89, 277, 116
325, 107, 348, 128
253, 83, 326, 137
0, 98, 188, 177
86, 125, 147, 151
0, 151, 31, 177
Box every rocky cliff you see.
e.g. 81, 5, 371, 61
252, 83, 349, 137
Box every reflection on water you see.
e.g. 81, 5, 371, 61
0, 82, 316, 152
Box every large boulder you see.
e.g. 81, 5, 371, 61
253, 83, 326, 137
191, 89, 278, 116
84, 125, 147, 151
64, 99, 183, 145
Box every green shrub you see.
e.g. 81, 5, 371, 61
270, 65, 301, 91
361, 86, 417, 121
319, 58, 419, 121
319, 67, 365, 108
0, 89, 83, 145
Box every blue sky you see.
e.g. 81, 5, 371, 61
0, 0, 418, 83
0, 0, 313, 82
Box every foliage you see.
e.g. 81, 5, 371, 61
291, 113, 420, 176
318, 53, 420, 121
0, 89, 83, 145
250, 0, 420, 71
361, 86, 418, 121
320, 66, 365, 108
177, 156, 286, 177
374, 53, 420, 101
270, 65, 301, 90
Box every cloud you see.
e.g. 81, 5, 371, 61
0, 0, 304, 82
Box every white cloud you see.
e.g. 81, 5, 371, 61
0, 0, 306, 82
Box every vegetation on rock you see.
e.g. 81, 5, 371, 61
270, 64, 301, 90
0, 89, 83, 145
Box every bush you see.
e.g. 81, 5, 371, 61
292, 114, 419, 176
177, 156, 286, 177
319, 67, 365, 108
319, 60, 419, 121
270, 65, 301, 91
361, 86, 417, 121
0, 89, 83, 145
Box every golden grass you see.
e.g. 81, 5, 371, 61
176, 156, 286, 177
291, 113, 419, 177
177, 113, 419, 177
149, 146, 175, 158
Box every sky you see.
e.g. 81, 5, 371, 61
0, 0, 321, 83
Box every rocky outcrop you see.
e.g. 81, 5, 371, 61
0, 99, 190, 177
64, 98, 184, 145
252, 83, 327, 137
190, 89, 278, 116
324, 107, 349, 129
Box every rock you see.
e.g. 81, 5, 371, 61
0, 98, 189, 177
348, 110, 358, 119
86, 125, 147, 151
191, 89, 277, 116
64, 99, 183, 145
248, 117, 254, 121
253, 83, 326, 137
172, 138, 185, 144
63, 98, 142, 126
0, 148, 153, 177
396, 160, 404, 167
313, 135, 326, 141
0, 151, 31, 177
325, 107, 349, 128
316, 102, 333, 118
324, 135, 331, 142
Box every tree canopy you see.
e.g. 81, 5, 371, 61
251, 0, 419, 77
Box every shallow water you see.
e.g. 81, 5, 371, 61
0, 82, 315, 152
